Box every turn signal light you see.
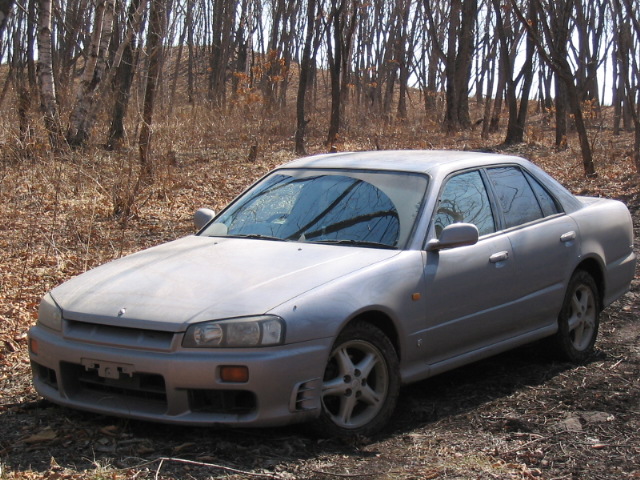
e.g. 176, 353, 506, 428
29, 338, 39, 355
220, 365, 249, 383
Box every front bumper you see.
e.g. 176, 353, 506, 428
28, 323, 331, 427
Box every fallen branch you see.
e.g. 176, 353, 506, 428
153, 456, 282, 480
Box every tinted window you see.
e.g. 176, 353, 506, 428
524, 171, 561, 216
486, 167, 542, 228
435, 170, 495, 237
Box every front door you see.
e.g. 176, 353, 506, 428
419, 170, 518, 364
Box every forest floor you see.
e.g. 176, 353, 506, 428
1, 108, 639, 479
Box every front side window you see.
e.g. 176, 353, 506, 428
201, 169, 428, 249
434, 170, 496, 237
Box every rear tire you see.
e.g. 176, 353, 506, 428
312, 321, 400, 438
552, 270, 600, 363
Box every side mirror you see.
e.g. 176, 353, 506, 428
426, 223, 479, 251
194, 208, 216, 230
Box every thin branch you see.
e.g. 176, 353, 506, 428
153, 456, 283, 480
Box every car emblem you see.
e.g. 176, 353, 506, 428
117, 308, 126, 317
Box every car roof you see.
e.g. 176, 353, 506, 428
281, 150, 530, 176
281, 149, 583, 213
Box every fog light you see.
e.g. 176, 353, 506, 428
220, 366, 249, 383
29, 338, 39, 355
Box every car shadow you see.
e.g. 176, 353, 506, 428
390, 341, 583, 435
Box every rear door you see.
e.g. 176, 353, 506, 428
485, 166, 579, 332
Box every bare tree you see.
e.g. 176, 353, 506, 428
67, 0, 116, 146
511, 0, 596, 177
54, 0, 92, 105
326, 0, 359, 148
7, 0, 35, 141
612, 0, 640, 171
492, 0, 534, 145
139, 0, 168, 173
0, 0, 14, 44
295, 0, 319, 154
573, 0, 606, 109
424, 0, 477, 131
208, 0, 236, 106
107, 0, 147, 149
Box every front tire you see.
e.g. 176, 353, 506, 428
313, 321, 400, 438
552, 270, 600, 363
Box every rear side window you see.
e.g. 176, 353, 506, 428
486, 167, 557, 228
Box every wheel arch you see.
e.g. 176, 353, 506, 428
345, 310, 401, 361
574, 257, 605, 310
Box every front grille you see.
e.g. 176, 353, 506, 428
65, 320, 174, 351
61, 362, 168, 410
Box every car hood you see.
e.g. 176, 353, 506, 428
51, 235, 399, 331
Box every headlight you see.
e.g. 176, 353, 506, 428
182, 316, 284, 348
38, 293, 63, 331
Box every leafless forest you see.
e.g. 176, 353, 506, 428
1, 0, 640, 479
0, 0, 639, 169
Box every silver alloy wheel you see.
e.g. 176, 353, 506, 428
321, 339, 389, 430
566, 283, 597, 351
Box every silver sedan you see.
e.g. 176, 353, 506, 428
28, 150, 636, 437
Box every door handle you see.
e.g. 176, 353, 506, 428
560, 231, 576, 243
489, 251, 509, 263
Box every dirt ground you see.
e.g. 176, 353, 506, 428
1, 143, 639, 480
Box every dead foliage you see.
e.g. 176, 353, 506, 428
1, 105, 640, 479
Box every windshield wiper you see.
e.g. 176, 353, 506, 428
229, 234, 287, 242
309, 239, 396, 249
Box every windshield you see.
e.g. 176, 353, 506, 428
201, 169, 428, 249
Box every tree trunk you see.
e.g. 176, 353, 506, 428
492, 0, 518, 142
326, 0, 358, 148
107, 0, 145, 149
139, 0, 167, 174
481, 53, 495, 140
326, 1, 343, 148
295, 0, 317, 155
511, 1, 535, 144
489, 68, 505, 132
554, 74, 568, 147
67, 0, 115, 147
209, 0, 235, 107
453, 0, 476, 128
0, 0, 14, 45
36, 0, 63, 150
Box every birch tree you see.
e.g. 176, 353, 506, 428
67, 0, 115, 146
37, 0, 64, 149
